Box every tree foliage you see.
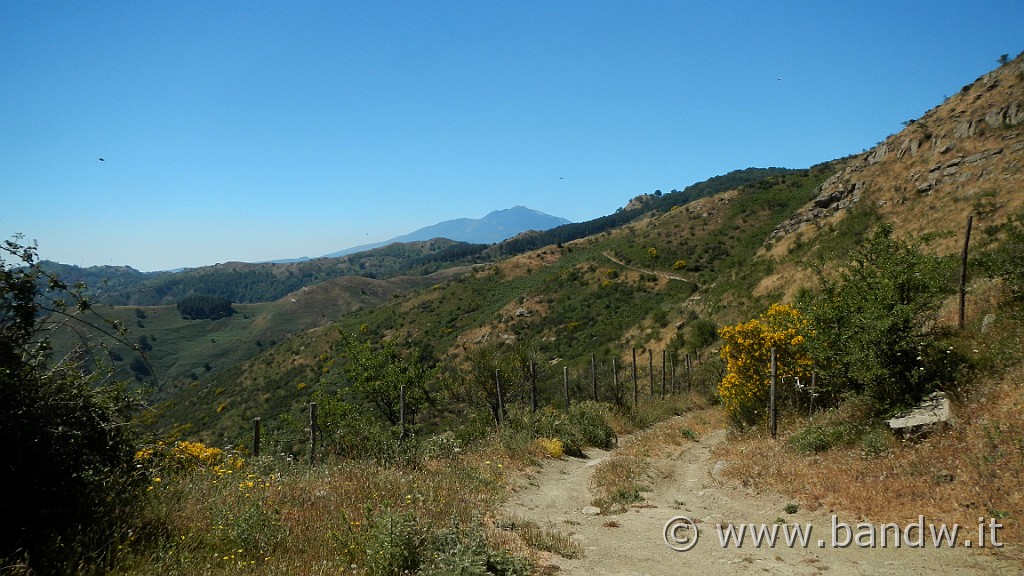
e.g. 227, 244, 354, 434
448, 343, 539, 425
315, 330, 436, 455
796, 224, 961, 413
496, 168, 797, 257
980, 213, 1024, 306
1, 236, 147, 574
176, 293, 235, 320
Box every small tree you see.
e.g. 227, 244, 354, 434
980, 213, 1024, 305
796, 224, 960, 413
451, 342, 538, 425
176, 293, 235, 320
1, 236, 147, 574
319, 332, 436, 428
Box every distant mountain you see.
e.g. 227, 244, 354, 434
324, 206, 570, 258
38, 261, 167, 296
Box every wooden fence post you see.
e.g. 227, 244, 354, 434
685, 353, 692, 391
809, 371, 817, 416
591, 353, 598, 402
648, 349, 654, 396
563, 366, 570, 411
252, 417, 261, 458
495, 369, 505, 425
399, 384, 407, 440
612, 357, 619, 405
769, 348, 777, 440
959, 214, 973, 331
670, 356, 676, 394
309, 402, 319, 465
661, 350, 666, 399
530, 361, 538, 413
632, 348, 638, 407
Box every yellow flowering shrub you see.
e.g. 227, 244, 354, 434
135, 439, 244, 474
532, 437, 565, 459
718, 303, 812, 429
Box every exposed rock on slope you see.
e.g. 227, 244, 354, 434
770, 54, 1024, 251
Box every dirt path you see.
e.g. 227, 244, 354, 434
504, 419, 1020, 575
601, 251, 692, 285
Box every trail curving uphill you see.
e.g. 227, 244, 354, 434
602, 251, 692, 284
504, 412, 1017, 575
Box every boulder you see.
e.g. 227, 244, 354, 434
886, 392, 954, 438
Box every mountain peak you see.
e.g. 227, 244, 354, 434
324, 207, 571, 258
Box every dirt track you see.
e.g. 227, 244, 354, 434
504, 419, 1021, 575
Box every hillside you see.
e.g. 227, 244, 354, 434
71, 238, 482, 306
144, 55, 1024, 447
53, 170, 792, 309
49, 266, 469, 398
767, 55, 1024, 257
162, 165, 841, 443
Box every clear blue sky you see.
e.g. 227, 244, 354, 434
2, 1, 1021, 271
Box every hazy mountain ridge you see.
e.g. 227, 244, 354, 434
323, 206, 571, 257
40, 206, 567, 306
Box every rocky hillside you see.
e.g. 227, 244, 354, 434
770, 54, 1024, 255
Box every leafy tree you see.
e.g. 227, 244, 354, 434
796, 224, 960, 413
688, 315, 720, 348
980, 213, 1024, 306
320, 332, 436, 427
1, 236, 147, 574
176, 293, 235, 319
450, 342, 538, 425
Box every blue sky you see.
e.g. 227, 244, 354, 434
2, 1, 1022, 271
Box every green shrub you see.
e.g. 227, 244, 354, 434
567, 401, 618, 450
217, 499, 285, 559
859, 426, 894, 458
176, 293, 235, 320
421, 518, 533, 576
797, 224, 961, 414
788, 421, 863, 453
365, 509, 422, 576
502, 402, 616, 457
980, 213, 1024, 306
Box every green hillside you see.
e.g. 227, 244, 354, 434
48, 268, 467, 398
150, 166, 842, 444
47, 54, 1024, 457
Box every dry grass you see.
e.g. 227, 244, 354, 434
751, 262, 820, 303
112, 444, 522, 575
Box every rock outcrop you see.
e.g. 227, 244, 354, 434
768, 54, 1024, 247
